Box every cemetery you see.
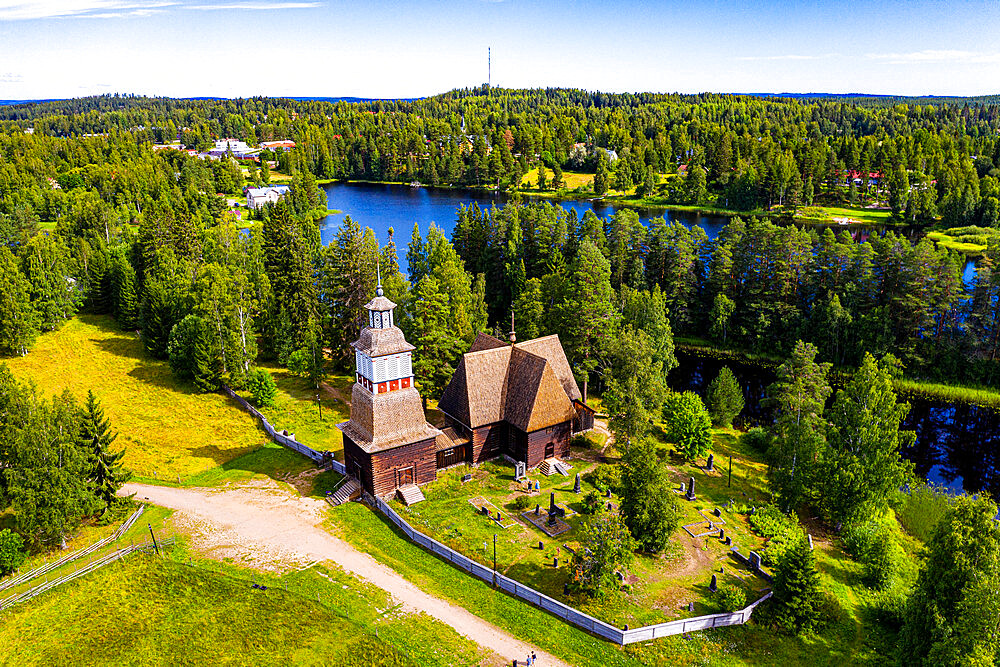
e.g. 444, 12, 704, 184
387, 429, 777, 629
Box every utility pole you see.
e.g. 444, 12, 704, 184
316, 392, 322, 420
728, 455, 733, 488
148, 523, 160, 556
488, 47, 491, 89
492, 533, 497, 587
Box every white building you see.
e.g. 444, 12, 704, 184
246, 185, 291, 209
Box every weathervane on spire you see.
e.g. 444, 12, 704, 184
376, 250, 383, 297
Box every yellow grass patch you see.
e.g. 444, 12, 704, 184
4, 315, 265, 479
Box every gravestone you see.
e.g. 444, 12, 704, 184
547, 492, 558, 526
496, 511, 502, 521
710, 574, 718, 592
685, 476, 696, 501
679, 482, 686, 493
535, 504, 540, 515
605, 488, 612, 498
515, 461, 526, 481
538, 541, 544, 550
688, 602, 695, 612
749, 551, 762, 571
553, 557, 559, 567
807, 533, 814, 550
461, 473, 472, 483
719, 528, 725, 541
706, 454, 714, 471
607, 501, 613, 511
725, 536, 732, 545
615, 571, 624, 582
713, 507, 722, 518
573, 473, 581, 494
481, 506, 489, 515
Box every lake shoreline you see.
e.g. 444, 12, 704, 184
676, 338, 1000, 410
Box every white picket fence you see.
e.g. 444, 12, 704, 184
370, 495, 771, 645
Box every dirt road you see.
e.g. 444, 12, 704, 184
121, 481, 572, 667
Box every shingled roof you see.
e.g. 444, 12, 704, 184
438, 333, 581, 432
337, 384, 442, 454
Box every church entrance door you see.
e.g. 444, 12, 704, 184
397, 466, 414, 487
544, 442, 555, 459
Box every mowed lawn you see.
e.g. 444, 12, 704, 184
3, 315, 265, 480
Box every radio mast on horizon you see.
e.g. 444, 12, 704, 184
488, 47, 491, 88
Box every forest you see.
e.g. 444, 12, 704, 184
2, 89, 1000, 664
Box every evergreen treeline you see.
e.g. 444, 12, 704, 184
3, 88, 1000, 225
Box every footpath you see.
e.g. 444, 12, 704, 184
121, 481, 571, 667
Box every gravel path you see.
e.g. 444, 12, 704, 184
121, 481, 572, 667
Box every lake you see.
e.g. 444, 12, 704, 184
319, 182, 976, 284
319, 182, 730, 275
669, 350, 1000, 498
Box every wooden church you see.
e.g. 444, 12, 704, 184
338, 283, 594, 499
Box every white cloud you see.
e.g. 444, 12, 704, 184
0, 72, 24, 83
0, 1, 174, 20
188, 2, 320, 9
866, 50, 1000, 65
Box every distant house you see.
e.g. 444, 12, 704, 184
259, 140, 295, 152
603, 148, 619, 162
847, 170, 882, 186
246, 185, 291, 209
210, 138, 257, 159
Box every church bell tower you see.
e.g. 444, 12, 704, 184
337, 276, 441, 497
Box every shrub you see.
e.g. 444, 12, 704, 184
511, 494, 532, 511
739, 426, 770, 453
246, 367, 278, 408
865, 588, 908, 633
747, 504, 804, 566
862, 534, 905, 591
716, 582, 748, 612
897, 484, 955, 542
662, 391, 712, 460
0, 529, 27, 577
581, 490, 602, 515
587, 463, 621, 493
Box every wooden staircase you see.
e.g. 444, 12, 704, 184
539, 458, 571, 476
326, 477, 360, 507
396, 484, 426, 506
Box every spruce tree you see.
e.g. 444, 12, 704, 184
706, 366, 745, 427
79, 390, 130, 509
773, 536, 822, 633
619, 439, 680, 552
192, 318, 222, 392
0, 245, 38, 356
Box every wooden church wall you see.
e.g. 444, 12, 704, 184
370, 437, 437, 497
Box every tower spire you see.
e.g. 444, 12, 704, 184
376, 255, 383, 297
508, 311, 516, 344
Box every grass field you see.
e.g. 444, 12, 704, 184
795, 206, 893, 226
3, 315, 265, 481
520, 168, 596, 191
926, 226, 1000, 257
0, 541, 494, 666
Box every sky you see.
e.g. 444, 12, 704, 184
1, 0, 1000, 100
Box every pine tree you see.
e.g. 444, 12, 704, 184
78, 390, 130, 509
706, 366, 745, 427
773, 536, 822, 633
109, 251, 139, 330
409, 276, 461, 398
764, 341, 832, 512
